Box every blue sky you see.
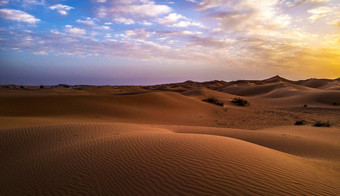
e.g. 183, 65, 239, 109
0, 0, 339, 85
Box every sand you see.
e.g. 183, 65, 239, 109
1, 76, 339, 195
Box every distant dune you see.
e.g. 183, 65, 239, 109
1, 76, 339, 195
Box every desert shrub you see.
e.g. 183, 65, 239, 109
202, 97, 224, 106
314, 121, 330, 127
295, 120, 305, 125
20, 85, 24, 89
304, 104, 308, 108
333, 102, 337, 106
231, 97, 250, 106
40, 85, 44, 89
57, 84, 70, 88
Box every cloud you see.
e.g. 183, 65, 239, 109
120, 28, 151, 40
308, 6, 333, 23
76, 17, 97, 26
0, 0, 8, 6
1, 0, 339, 80
280, 0, 329, 8
76, 17, 111, 30
329, 20, 340, 26
157, 13, 184, 25
157, 13, 204, 28
172, 21, 203, 28
49, 4, 73, 15
64, 25, 86, 35
140, 20, 152, 26
0, 27, 215, 62
1, 20, 339, 79
188, 36, 234, 49
97, 0, 171, 21
113, 17, 135, 25
22, 0, 45, 6
199, 0, 291, 36
0, 8, 40, 23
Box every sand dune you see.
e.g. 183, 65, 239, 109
0, 91, 223, 126
1, 123, 339, 195
293, 78, 339, 89
163, 125, 340, 162
1, 76, 339, 195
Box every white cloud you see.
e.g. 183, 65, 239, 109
97, 1, 172, 20
97, 25, 110, 30
22, 0, 45, 6
121, 28, 151, 40
140, 20, 152, 26
0, 8, 40, 23
113, 17, 135, 25
64, 25, 86, 35
157, 13, 204, 28
76, 17, 97, 26
76, 17, 111, 30
34, 51, 48, 55
158, 13, 184, 25
172, 21, 204, 28
49, 4, 73, 15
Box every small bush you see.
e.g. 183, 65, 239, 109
57, 84, 70, 88
333, 102, 337, 106
40, 85, 44, 89
231, 97, 250, 106
295, 120, 305, 125
314, 121, 330, 127
202, 97, 224, 106
304, 104, 308, 108
20, 85, 24, 89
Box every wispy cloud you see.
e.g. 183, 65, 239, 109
0, 8, 40, 23
308, 6, 333, 23
113, 17, 135, 25
76, 17, 111, 30
64, 25, 86, 35
49, 4, 73, 15
97, 0, 172, 21
0, 0, 9, 6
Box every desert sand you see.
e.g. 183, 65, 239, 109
1, 76, 340, 195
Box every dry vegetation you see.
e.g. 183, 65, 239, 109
202, 97, 224, 106
231, 97, 250, 106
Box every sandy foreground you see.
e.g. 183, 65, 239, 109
1, 76, 340, 195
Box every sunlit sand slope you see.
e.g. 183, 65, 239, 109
1, 123, 339, 195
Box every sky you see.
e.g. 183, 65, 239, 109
0, 0, 339, 85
